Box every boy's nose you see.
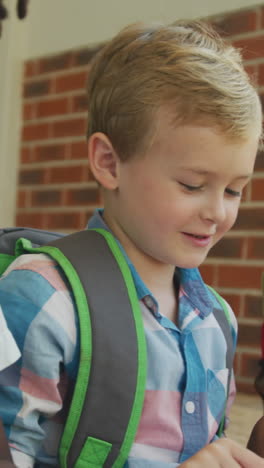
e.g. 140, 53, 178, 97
201, 195, 226, 225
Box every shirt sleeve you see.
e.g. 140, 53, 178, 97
0, 254, 78, 465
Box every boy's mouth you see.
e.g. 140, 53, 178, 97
181, 232, 213, 247
182, 232, 211, 239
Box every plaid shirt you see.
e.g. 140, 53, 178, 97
0, 211, 237, 467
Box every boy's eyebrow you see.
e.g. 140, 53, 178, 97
180, 168, 253, 180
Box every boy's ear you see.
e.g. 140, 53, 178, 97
88, 132, 120, 189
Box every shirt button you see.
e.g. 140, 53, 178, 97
185, 401, 195, 414
145, 297, 153, 308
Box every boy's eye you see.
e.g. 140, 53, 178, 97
179, 182, 202, 191
225, 188, 242, 197
180, 182, 242, 197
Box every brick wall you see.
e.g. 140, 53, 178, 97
19, 46, 102, 231
18, 6, 263, 393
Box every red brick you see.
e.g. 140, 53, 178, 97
16, 212, 44, 229
22, 123, 50, 142
70, 141, 88, 159
24, 80, 50, 98
255, 151, 264, 171
208, 237, 242, 258
259, 93, 264, 115
236, 379, 257, 394
83, 165, 95, 182
45, 212, 82, 230
19, 169, 46, 185
16, 190, 27, 209
20, 147, 32, 164
83, 210, 97, 227
260, 7, 264, 29
218, 265, 263, 289
199, 264, 216, 285
34, 144, 67, 162
222, 294, 241, 317
244, 64, 258, 85
251, 178, 264, 201
73, 45, 103, 66
212, 10, 257, 37
24, 61, 38, 78
72, 93, 88, 113
244, 295, 263, 318
51, 118, 86, 138
257, 65, 264, 87
242, 183, 251, 203
247, 237, 264, 259
233, 352, 240, 374
241, 353, 262, 378
23, 102, 35, 121
48, 165, 84, 184
55, 71, 88, 93
65, 187, 100, 205
234, 208, 264, 230
31, 190, 62, 207
233, 35, 264, 61
38, 52, 73, 74
36, 97, 69, 118
238, 322, 262, 347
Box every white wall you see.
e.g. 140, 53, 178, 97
0, 0, 27, 226
1, 0, 264, 226
27, 0, 264, 58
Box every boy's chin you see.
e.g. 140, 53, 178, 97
174, 255, 208, 269
177, 262, 205, 269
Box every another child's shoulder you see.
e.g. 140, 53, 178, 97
1, 252, 71, 294
0, 252, 75, 320
0, 253, 78, 350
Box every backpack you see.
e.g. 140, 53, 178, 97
0, 227, 234, 467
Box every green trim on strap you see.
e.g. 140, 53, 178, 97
75, 437, 112, 468
17, 238, 92, 468
217, 407, 225, 437
0, 254, 16, 275
207, 285, 231, 325
92, 228, 147, 468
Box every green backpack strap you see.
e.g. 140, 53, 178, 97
207, 285, 233, 437
18, 228, 147, 468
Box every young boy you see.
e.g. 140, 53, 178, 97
0, 20, 263, 467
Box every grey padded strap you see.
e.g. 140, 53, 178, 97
213, 307, 233, 372
49, 230, 141, 467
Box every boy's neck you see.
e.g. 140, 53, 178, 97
128, 247, 179, 324
102, 210, 179, 324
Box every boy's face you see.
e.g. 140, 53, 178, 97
105, 112, 259, 269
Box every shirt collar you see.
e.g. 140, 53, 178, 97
87, 209, 214, 316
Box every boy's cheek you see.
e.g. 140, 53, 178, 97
220, 208, 240, 236
213, 219, 235, 245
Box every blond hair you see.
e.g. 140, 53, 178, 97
87, 20, 262, 160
